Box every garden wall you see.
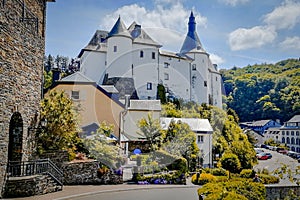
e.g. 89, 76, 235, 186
62, 160, 123, 185
266, 185, 300, 200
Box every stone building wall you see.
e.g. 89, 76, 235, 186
62, 160, 123, 185
0, 0, 51, 197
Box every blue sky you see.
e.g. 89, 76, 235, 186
45, 0, 300, 69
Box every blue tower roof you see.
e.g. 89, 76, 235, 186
108, 16, 132, 38
180, 12, 204, 54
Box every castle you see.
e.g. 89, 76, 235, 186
78, 12, 223, 108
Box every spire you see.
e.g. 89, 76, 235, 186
180, 11, 204, 54
108, 16, 131, 38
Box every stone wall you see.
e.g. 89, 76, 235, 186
0, 0, 50, 197
4, 175, 62, 198
266, 185, 300, 200
62, 160, 123, 185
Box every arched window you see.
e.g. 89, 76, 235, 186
296, 138, 299, 145
8, 112, 23, 162
291, 146, 295, 151
291, 137, 295, 144
282, 137, 285, 143
287, 137, 290, 144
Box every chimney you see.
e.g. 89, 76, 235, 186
124, 94, 130, 110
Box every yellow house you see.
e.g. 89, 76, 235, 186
51, 72, 124, 139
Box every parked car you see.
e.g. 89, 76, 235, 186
254, 148, 264, 154
256, 152, 269, 160
261, 144, 269, 149
276, 147, 288, 154
265, 153, 272, 159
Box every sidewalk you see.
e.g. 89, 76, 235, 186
4, 178, 197, 200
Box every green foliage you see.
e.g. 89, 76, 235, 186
219, 151, 241, 173
192, 173, 217, 185
257, 174, 280, 184
43, 70, 53, 89
221, 58, 300, 122
240, 169, 256, 178
161, 102, 182, 117
137, 113, 162, 151
136, 171, 186, 184
83, 122, 122, 169
198, 180, 266, 200
39, 90, 81, 160
204, 167, 229, 177
162, 120, 199, 171
157, 84, 167, 104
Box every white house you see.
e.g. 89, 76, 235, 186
160, 117, 213, 168
79, 12, 222, 108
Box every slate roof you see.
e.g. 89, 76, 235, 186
58, 71, 95, 84
160, 117, 213, 133
180, 12, 206, 55
240, 120, 273, 127
128, 22, 162, 47
108, 16, 131, 38
287, 115, 300, 123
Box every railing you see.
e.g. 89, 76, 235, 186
7, 159, 63, 188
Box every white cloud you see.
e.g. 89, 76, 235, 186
263, 0, 300, 30
210, 54, 225, 65
280, 36, 300, 50
228, 26, 277, 51
219, 0, 249, 6
100, 2, 207, 52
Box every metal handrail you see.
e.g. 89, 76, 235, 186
8, 159, 63, 187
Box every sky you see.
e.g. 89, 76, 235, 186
45, 0, 300, 69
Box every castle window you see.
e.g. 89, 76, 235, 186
113, 46, 117, 52
71, 91, 80, 100
204, 81, 207, 87
147, 82, 152, 90
140, 51, 144, 58
216, 77, 218, 81
197, 135, 203, 143
192, 64, 196, 70
164, 73, 169, 80
152, 52, 156, 59
164, 62, 169, 68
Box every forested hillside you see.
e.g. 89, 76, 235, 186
221, 58, 300, 123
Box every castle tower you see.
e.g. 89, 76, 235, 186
106, 16, 133, 79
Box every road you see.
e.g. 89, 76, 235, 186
59, 187, 199, 200
253, 148, 300, 185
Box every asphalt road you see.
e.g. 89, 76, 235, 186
253, 148, 300, 185
61, 187, 199, 200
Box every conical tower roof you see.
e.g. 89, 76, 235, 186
180, 12, 205, 54
108, 16, 132, 38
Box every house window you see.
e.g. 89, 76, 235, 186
192, 64, 196, 70
291, 131, 294, 136
164, 62, 169, 68
287, 131, 289, 136
296, 131, 299, 136
282, 137, 285, 143
291, 137, 295, 144
216, 77, 218, 81
113, 46, 117, 52
152, 52, 155, 59
147, 82, 152, 90
140, 51, 144, 58
164, 73, 169, 80
282, 131, 285, 135
197, 135, 204, 143
287, 137, 290, 144
71, 91, 80, 100
204, 81, 207, 87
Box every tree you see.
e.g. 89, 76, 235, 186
39, 90, 81, 160
218, 151, 241, 173
83, 122, 121, 169
137, 113, 163, 151
162, 120, 199, 171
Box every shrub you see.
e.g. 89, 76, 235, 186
205, 167, 229, 176
240, 169, 256, 178
198, 173, 217, 185
219, 152, 241, 173
258, 174, 280, 184
198, 180, 266, 200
